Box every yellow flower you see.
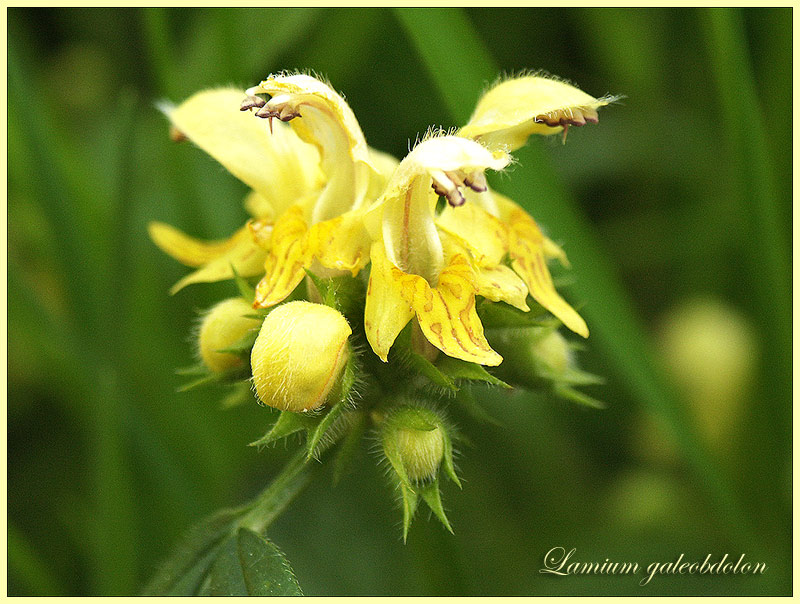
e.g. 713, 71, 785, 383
363, 135, 510, 366
459, 71, 618, 149
148, 79, 396, 297
153, 71, 611, 365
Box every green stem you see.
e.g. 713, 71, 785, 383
238, 451, 319, 534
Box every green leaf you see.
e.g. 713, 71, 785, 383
142, 508, 241, 595
418, 479, 453, 534
249, 411, 317, 449
200, 528, 303, 596
436, 356, 510, 389
477, 300, 557, 329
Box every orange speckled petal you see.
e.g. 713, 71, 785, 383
507, 208, 588, 337
364, 242, 414, 362
308, 210, 372, 276
395, 254, 502, 366
254, 205, 311, 308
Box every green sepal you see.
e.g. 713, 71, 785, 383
332, 410, 367, 485
177, 366, 250, 392
400, 483, 419, 544
216, 328, 260, 356
441, 422, 461, 488
305, 398, 349, 461
393, 325, 456, 392
304, 269, 365, 319
554, 384, 607, 410
220, 381, 254, 409
176, 363, 210, 376
477, 299, 558, 329
452, 387, 502, 427
418, 478, 453, 534
305, 353, 359, 461
561, 367, 606, 387
230, 264, 256, 304
436, 356, 510, 389
249, 411, 317, 449
199, 528, 303, 596
382, 429, 412, 488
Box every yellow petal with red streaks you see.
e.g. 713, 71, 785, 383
395, 254, 502, 366
254, 205, 311, 308
474, 264, 530, 312
507, 208, 588, 337
364, 242, 414, 362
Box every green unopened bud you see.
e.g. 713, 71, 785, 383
198, 298, 262, 373
382, 407, 445, 482
487, 325, 571, 387
250, 301, 352, 412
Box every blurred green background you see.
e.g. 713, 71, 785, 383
8, 7, 791, 596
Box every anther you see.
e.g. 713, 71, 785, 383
240, 95, 266, 111
169, 125, 187, 143
463, 171, 487, 193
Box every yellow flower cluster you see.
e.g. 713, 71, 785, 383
150, 72, 613, 367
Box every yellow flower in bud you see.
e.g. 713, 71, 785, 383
250, 301, 351, 412
198, 298, 263, 373
381, 407, 445, 482
459, 73, 618, 150
530, 329, 571, 375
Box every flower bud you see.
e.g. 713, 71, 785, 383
529, 330, 571, 375
250, 301, 352, 412
382, 407, 445, 482
198, 298, 262, 373
487, 325, 572, 388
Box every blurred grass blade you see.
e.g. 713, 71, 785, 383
393, 8, 496, 124
7, 524, 66, 595
395, 6, 754, 548
703, 9, 790, 336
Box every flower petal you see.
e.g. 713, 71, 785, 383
459, 74, 616, 151
166, 88, 323, 215
148, 223, 267, 294
505, 207, 589, 337
247, 74, 378, 221
254, 205, 312, 308
379, 136, 509, 284
474, 264, 530, 312
435, 201, 508, 266
148, 221, 241, 267
308, 209, 372, 276
364, 241, 414, 362
395, 254, 503, 366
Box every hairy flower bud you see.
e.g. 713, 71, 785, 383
487, 325, 572, 387
382, 407, 446, 482
198, 298, 262, 373
250, 301, 352, 412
